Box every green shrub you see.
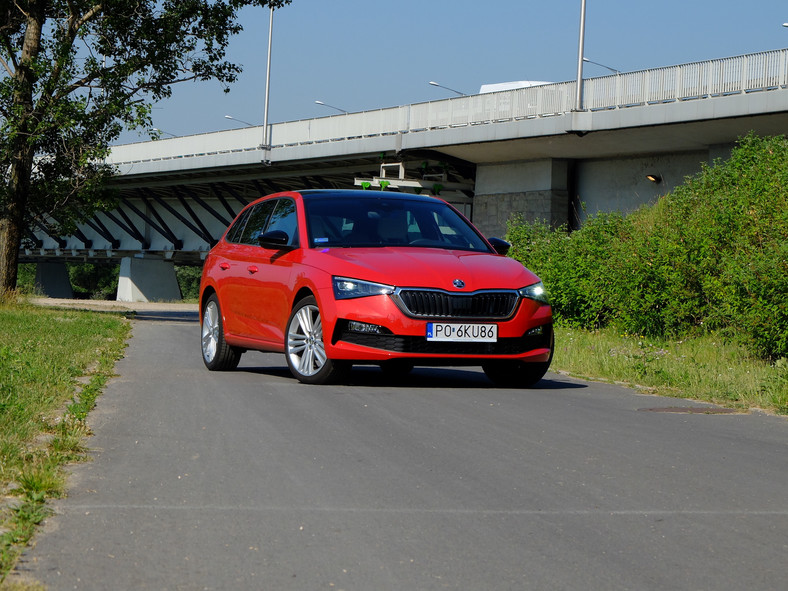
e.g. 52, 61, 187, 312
507, 212, 630, 329
68, 263, 119, 300
175, 264, 203, 300
507, 133, 788, 360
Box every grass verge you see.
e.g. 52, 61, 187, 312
0, 297, 129, 586
553, 326, 788, 414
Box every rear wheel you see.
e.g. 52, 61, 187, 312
201, 294, 242, 371
285, 296, 349, 384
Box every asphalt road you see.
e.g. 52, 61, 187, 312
14, 308, 788, 590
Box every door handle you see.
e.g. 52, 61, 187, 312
247, 265, 259, 274
219, 262, 230, 270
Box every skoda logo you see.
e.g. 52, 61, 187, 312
453, 279, 466, 289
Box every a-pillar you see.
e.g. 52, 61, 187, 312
117, 256, 182, 302
34, 262, 74, 298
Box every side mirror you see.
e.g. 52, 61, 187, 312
487, 237, 511, 256
257, 230, 290, 248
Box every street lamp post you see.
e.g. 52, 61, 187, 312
583, 57, 620, 74
314, 100, 348, 114
224, 115, 255, 127
428, 81, 466, 96
261, 6, 274, 161
575, 0, 587, 111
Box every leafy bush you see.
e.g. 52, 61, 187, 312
507, 133, 788, 360
68, 263, 119, 300
175, 265, 203, 300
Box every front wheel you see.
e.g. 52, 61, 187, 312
285, 296, 349, 384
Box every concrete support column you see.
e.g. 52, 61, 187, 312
117, 256, 181, 302
472, 159, 570, 238
34, 262, 74, 299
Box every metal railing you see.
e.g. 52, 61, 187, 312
108, 48, 788, 166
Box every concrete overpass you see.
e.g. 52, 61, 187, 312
22, 48, 788, 300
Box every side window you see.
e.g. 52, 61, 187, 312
266, 199, 299, 246
239, 200, 277, 245
225, 208, 252, 244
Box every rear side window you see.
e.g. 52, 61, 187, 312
239, 200, 277, 245
225, 208, 252, 244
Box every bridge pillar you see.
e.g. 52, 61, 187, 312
34, 262, 74, 299
117, 256, 181, 302
473, 159, 570, 238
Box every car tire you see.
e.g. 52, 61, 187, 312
201, 294, 242, 371
285, 296, 350, 384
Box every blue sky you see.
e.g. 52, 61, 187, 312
126, 0, 788, 142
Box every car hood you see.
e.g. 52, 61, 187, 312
307, 247, 540, 291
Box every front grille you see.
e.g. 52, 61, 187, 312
393, 289, 519, 319
336, 324, 553, 356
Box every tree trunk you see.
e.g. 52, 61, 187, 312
0, 150, 35, 294
0, 211, 24, 295
0, 5, 44, 295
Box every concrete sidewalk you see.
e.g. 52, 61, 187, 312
30, 297, 199, 322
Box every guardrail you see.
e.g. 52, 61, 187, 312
108, 48, 788, 166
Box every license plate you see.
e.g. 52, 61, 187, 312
426, 323, 498, 342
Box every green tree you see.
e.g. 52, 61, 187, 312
0, 0, 289, 294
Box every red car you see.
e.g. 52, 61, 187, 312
199, 190, 553, 386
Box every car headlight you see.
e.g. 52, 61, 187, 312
519, 281, 550, 304
333, 277, 395, 300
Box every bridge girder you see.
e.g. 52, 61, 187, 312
20, 152, 476, 266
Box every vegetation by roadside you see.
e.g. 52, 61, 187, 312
508, 133, 788, 363
0, 297, 129, 586
553, 326, 788, 414
507, 134, 788, 414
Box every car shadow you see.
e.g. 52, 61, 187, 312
237, 363, 587, 390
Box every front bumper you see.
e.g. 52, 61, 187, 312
319, 291, 553, 363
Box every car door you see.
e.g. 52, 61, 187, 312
234, 198, 300, 345
219, 199, 277, 338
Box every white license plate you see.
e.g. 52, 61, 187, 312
426, 323, 498, 342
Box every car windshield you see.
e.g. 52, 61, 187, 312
304, 195, 491, 252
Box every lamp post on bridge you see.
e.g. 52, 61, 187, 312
428, 81, 467, 97
583, 57, 620, 75
574, 0, 587, 111
262, 5, 274, 163
314, 100, 348, 114
224, 115, 255, 127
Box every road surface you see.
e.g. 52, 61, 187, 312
13, 306, 788, 590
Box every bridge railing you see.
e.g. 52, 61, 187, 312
583, 49, 788, 110
108, 48, 788, 165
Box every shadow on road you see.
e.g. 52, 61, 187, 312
237, 363, 588, 390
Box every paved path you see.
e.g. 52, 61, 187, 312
10, 303, 788, 590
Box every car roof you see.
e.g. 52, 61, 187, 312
297, 189, 444, 204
